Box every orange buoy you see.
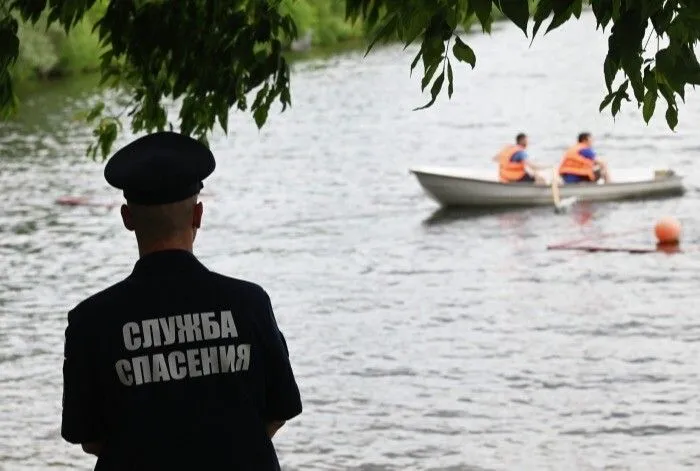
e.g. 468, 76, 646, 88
654, 217, 681, 244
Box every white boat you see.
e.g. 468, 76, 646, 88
408, 166, 685, 208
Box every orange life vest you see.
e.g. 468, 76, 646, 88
558, 143, 595, 181
497, 145, 526, 182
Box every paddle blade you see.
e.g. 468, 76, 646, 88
554, 196, 578, 214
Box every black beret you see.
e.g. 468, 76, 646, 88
104, 131, 215, 205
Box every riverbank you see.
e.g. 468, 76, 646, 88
12, 1, 511, 95
13, 1, 107, 83
12, 0, 366, 88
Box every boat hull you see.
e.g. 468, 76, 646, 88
409, 166, 685, 208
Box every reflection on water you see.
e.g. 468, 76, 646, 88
2, 11, 700, 471
421, 206, 533, 227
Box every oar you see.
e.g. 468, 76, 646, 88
550, 168, 577, 213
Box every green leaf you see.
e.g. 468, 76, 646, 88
366, 13, 399, 56
402, 10, 431, 48
640, 0, 665, 18
452, 36, 476, 68
643, 66, 658, 95
98, 120, 119, 160
656, 48, 687, 99
630, 73, 645, 103
658, 82, 676, 108
421, 34, 445, 74
545, 0, 578, 34
431, 71, 445, 100
599, 92, 615, 112
611, 93, 623, 116
414, 71, 445, 110
217, 101, 228, 133
610, 80, 630, 116
471, 0, 493, 32
595, 8, 613, 31
252, 84, 270, 110
447, 60, 454, 98
572, 0, 583, 18
618, 79, 630, 96
651, 3, 674, 35
497, 0, 529, 36
611, 0, 621, 20
532, 0, 553, 39
253, 105, 269, 129
421, 61, 440, 91
0, 22, 20, 71
366, 1, 381, 28
86, 102, 105, 123
608, 9, 646, 59
410, 49, 422, 75
665, 105, 678, 130
0, 91, 18, 119
642, 90, 657, 123
345, 0, 363, 23
603, 54, 618, 92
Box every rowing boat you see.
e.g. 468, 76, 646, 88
408, 166, 684, 208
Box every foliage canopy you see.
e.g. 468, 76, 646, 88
1, 0, 699, 159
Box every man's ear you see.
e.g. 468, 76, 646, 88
121, 204, 135, 231
193, 202, 203, 229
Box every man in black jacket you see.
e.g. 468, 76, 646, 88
61, 131, 302, 470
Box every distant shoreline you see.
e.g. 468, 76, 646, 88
12, 1, 516, 103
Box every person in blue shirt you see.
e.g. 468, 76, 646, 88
558, 132, 610, 184
493, 133, 547, 184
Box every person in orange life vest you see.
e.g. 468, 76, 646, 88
559, 132, 610, 183
492, 133, 547, 184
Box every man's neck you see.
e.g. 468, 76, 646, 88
136, 236, 193, 258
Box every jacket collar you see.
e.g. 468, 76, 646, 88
130, 249, 207, 277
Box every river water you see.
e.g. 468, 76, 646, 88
2, 11, 700, 471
